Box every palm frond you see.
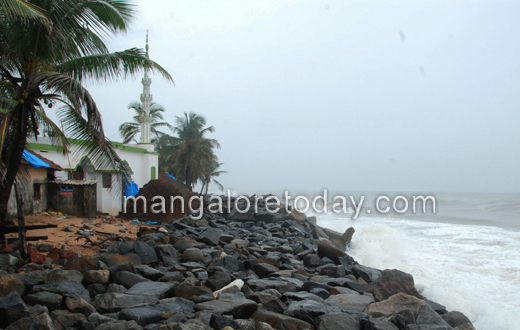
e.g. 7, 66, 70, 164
0, 0, 50, 28
57, 48, 174, 84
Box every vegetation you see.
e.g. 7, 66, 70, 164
154, 112, 225, 192
118, 101, 173, 144
0, 0, 173, 222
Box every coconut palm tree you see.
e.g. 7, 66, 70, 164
199, 159, 226, 195
0, 0, 173, 222
159, 112, 220, 190
119, 101, 173, 144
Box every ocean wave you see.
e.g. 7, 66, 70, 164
317, 214, 520, 330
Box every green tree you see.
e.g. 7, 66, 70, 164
0, 0, 173, 222
119, 101, 173, 144
155, 112, 220, 190
199, 159, 226, 195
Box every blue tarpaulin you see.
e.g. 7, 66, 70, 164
165, 172, 177, 181
23, 150, 50, 169
124, 182, 139, 197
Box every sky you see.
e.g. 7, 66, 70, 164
85, 0, 520, 194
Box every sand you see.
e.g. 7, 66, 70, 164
7, 213, 141, 256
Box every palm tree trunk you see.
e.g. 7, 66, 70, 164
199, 182, 205, 195
205, 180, 209, 195
0, 104, 29, 223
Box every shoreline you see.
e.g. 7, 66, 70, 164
0, 195, 475, 330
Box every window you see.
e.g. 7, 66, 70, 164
68, 171, 84, 180
33, 184, 41, 200
103, 173, 112, 188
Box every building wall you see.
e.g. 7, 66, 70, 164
6, 167, 49, 221
47, 183, 97, 218
26, 138, 159, 215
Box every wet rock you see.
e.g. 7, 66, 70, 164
0, 291, 29, 327
424, 299, 448, 315
113, 271, 151, 289
6, 309, 56, 330
284, 299, 341, 322
33, 281, 91, 302
94, 320, 143, 330
199, 228, 222, 246
251, 309, 315, 330
120, 307, 164, 326
322, 227, 355, 251
194, 297, 258, 319
364, 293, 425, 318
45, 269, 83, 284
235, 319, 256, 330
303, 254, 326, 267
257, 295, 287, 314
87, 283, 108, 297
365, 318, 400, 330
126, 282, 175, 299
99, 254, 141, 267
19, 271, 46, 289
108, 242, 135, 255
251, 263, 280, 278
254, 211, 280, 223
416, 304, 453, 328
228, 205, 255, 221
441, 311, 474, 329
325, 293, 375, 312
372, 269, 423, 302
302, 280, 332, 293
134, 242, 159, 265
64, 256, 98, 272
181, 248, 204, 262
330, 286, 360, 295
84, 270, 110, 284
92, 293, 158, 313
173, 240, 193, 253
65, 296, 96, 316
24, 291, 63, 310
309, 287, 330, 299
317, 264, 346, 277
247, 279, 299, 294
135, 265, 165, 281
173, 286, 213, 299
208, 255, 245, 272
88, 312, 120, 326
51, 309, 85, 329
314, 312, 361, 330
206, 271, 230, 291
285, 210, 307, 222
0, 274, 25, 296
106, 283, 128, 294
384, 309, 416, 329
283, 291, 324, 302
210, 313, 238, 330
156, 245, 178, 266
351, 264, 381, 284
316, 240, 347, 263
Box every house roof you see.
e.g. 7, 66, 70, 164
22, 149, 64, 171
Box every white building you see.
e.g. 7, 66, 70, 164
26, 138, 158, 215
24, 33, 160, 215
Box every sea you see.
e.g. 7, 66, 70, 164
310, 191, 520, 330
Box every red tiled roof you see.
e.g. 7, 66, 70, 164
22, 149, 64, 171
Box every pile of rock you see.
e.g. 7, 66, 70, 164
0, 195, 475, 330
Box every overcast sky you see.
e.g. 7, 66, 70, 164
85, 0, 520, 194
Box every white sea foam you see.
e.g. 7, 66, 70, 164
317, 214, 520, 330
